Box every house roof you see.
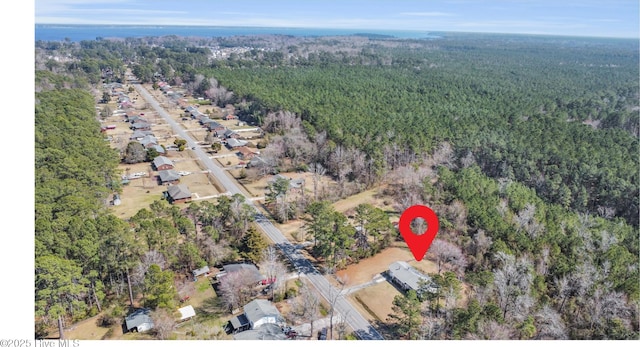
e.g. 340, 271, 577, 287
167, 184, 191, 199
130, 130, 154, 139
207, 121, 224, 130
140, 135, 158, 147
388, 261, 433, 292
178, 305, 196, 320
233, 323, 287, 340
237, 146, 256, 156
158, 170, 181, 183
131, 122, 150, 129
224, 129, 237, 137
153, 156, 173, 169
221, 263, 262, 279
152, 145, 166, 153
226, 138, 248, 148
249, 156, 268, 167
192, 265, 210, 277
243, 299, 282, 326
229, 313, 250, 330
125, 308, 154, 331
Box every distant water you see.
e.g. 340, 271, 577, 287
35, 24, 440, 42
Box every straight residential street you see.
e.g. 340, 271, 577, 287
133, 83, 384, 340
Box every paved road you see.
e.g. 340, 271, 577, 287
134, 84, 384, 340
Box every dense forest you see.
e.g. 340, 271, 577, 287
34, 33, 639, 339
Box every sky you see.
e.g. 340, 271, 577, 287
34, 0, 640, 38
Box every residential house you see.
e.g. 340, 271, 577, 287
216, 263, 265, 284
158, 170, 181, 185
236, 146, 257, 160
192, 265, 211, 278
224, 129, 240, 139
205, 120, 226, 132
165, 184, 191, 203
151, 144, 166, 155
243, 299, 286, 329
227, 299, 285, 334
124, 308, 154, 333
387, 261, 437, 294
270, 174, 305, 191
130, 130, 154, 140
248, 156, 269, 168
214, 128, 228, 138
130, 122, 151, 131
233, 323, 287, 340
153, 156, 174, 171
139, 135, 158, 148
226, 138, 248, 148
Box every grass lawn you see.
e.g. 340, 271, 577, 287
349, 280, 399, 323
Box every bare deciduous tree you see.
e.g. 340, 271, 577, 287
534, 305, 568, 339
151, 308, 177, 340
469, 320, 514, 339
428, 239, 467, 276
308, 162, 326, 201
493, 252, 534, 321
217, 268, 259, 312
258, 246, 288, 300
289, 282, 320, 337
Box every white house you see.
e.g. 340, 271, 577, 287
243, 299, 285, 329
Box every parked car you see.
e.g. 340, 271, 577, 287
318, 327, 327, 340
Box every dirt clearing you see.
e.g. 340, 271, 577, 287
335, 246, 437, 286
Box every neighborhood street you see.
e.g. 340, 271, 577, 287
133, 84, 384, 340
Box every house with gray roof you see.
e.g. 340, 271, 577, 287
226, 138, 248, 148
224, 129, 240, 139
153, 156, 174, 171
125, 308, 154, 333
151, 144, 166, 155
130, 130, 154, 140
233, 323, 287, 340
192, 265, 211, 278
130, 122, 151, 131
243, 299, 285, 329
227, 299, 285, 334
216, 263, 264, 284
387, 261, 437, 294
205, 120, 225, 132
139, 135, 158, 148
158, 170, 181, 185
166, 184, 191, 203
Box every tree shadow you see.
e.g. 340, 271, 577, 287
196, 296, 227, 318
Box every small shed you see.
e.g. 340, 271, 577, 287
178, 305, 196, 321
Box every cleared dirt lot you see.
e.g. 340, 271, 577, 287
335, 246, 438, 287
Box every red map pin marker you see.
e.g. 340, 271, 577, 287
398, 204, 439, 261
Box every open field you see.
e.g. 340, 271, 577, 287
63, 314, 112, 340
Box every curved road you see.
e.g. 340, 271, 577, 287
133, 84, 383, 340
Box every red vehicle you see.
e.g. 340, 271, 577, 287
260, 277, 276, 285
